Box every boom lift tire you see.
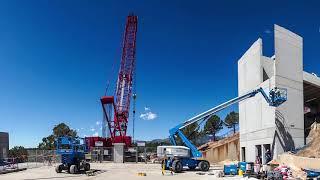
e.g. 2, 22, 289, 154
55, 165, 62, 173
70, 165, 78, 174
84, 163, 90, 171
198, 160, 210, 171
172, 160, 183, 173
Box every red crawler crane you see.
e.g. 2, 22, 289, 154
100, 15, 138, 147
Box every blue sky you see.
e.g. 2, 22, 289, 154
0, 1, 319, 148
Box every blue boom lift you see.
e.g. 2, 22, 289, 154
162, 87, 287, 173
55, 136, 90, 174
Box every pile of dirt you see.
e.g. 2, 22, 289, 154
296, 122, 320, 158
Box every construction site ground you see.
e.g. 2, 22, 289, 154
0, 162, 249, 180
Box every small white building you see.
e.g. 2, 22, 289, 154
238, 24, 320, 163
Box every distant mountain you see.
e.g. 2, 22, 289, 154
149, 138, 170, 144
134, 138, 170, 145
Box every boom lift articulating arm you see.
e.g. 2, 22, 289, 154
169, 87, 287, 159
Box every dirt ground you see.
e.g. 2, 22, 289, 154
0, 162, 248, 180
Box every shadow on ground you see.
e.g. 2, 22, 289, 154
22, 169, 107, 180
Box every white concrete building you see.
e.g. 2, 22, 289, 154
238, 25, 320, 163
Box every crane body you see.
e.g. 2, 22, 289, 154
159, 87, 287, 173
100, 15, 138, 147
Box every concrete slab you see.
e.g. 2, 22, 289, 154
0, 163, 245, 180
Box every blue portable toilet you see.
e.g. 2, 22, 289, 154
238, 162, 247, 172
224, 164, 238, 175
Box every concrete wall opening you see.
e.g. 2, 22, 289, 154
304, 81, 320, 144
263, 68, 269, 81
255, 145, 262, 163
241, 147, 246, 161
263, 144, 271, 164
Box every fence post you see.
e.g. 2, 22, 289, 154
35, 149, 37, 167
144, 147, 147, 164
42, 149, 46, 165
136, 147, 138, 163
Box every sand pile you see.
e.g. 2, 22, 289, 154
296, 122, 320, 158
290, 165, 307, 179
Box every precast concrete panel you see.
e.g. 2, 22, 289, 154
238, 38, 263, 95
260, 80, 276, 128
274, 24, 304, 150
261, 56, 275, 79
274, 24, 303, 82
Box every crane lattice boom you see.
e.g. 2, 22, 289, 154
101, 15, 137, 147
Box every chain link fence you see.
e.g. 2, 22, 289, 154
0, 149, 60, 173
1, 146, 160, 173
22, 149, 60, 169
86, 147, 113, 162
85, 147, 152, 163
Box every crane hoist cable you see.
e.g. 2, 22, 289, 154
104, 53, 118, 96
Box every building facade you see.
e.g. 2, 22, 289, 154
0, 132, 9, 159
238, 25, 320, 163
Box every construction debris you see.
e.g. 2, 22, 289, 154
274, 153, 320, 179
256, 122, 320, 179
265, 123, 320, 179
296, 122, 320, 158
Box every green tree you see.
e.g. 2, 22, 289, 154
8, 146, 28, 163
38, 135, 55, 150
52, 123, 77, 137
173, 122, 200, 146
204, 115, 223, 141
38, 123, 77, 150
182, 122, 199, 144
225, 111, 239, 134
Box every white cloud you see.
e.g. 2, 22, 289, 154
140, 106, 158, 120
96, 121, 100, 126
140, 111, 157, 120
90, 128, 95, 132
92, 132, 99, 136
264, 29, 272, 34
